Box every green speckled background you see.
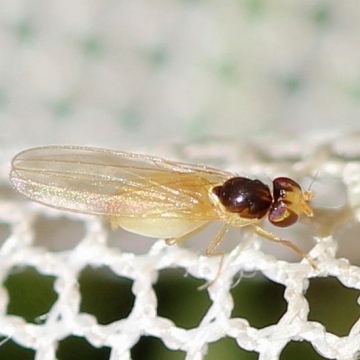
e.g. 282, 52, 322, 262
1, 1, 360, 151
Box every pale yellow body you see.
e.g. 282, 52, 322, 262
106, 170, 259, 239
108, 175, 259, 239
115, 217, 208, 239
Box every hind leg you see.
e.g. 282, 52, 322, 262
165, 223, 209, 246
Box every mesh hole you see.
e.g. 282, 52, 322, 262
0, 222, 10, 244
4, 267, 56, 323
1, 184, 23, 200
33, 215, 85, 251
306, 277, 360, 336
280, 341, 327, 359
231, 273, 286, 328
334, 222, 360, 265
154, 268, 210, 329
207, 337, 257, 359
107, 227, 155, 254
0, 339, 35, 359
131, 336, 183, 360
57, 336, 110, 360
79, 266, 134, 325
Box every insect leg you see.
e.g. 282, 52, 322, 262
197, 225, 229, 288
166, 225, 228, 288
165, 223, 209, 246
205, 225, 228, 256
252, 225, 316, 269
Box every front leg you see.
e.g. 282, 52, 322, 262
252, 225, 316, 268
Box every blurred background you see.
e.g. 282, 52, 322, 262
1, 1, 360, 359
1, 0, 360, 151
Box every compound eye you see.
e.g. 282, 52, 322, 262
268, 177, 301, 227
268, 201, 298, 227
213, 177, 272, 219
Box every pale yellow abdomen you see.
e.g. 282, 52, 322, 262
110, 217, 209, 239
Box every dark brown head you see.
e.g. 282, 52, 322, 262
268, 177, 307, 227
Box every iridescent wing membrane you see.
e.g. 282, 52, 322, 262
10, 146, 232, 222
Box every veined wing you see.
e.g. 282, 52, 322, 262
10, 146, 232, 220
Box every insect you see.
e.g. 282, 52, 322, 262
9, 145, 315, 267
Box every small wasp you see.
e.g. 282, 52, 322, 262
9, 146, 315, 267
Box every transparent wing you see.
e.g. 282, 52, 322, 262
10, 146, 232, 220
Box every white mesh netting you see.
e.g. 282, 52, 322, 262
1, 133, 360, 359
